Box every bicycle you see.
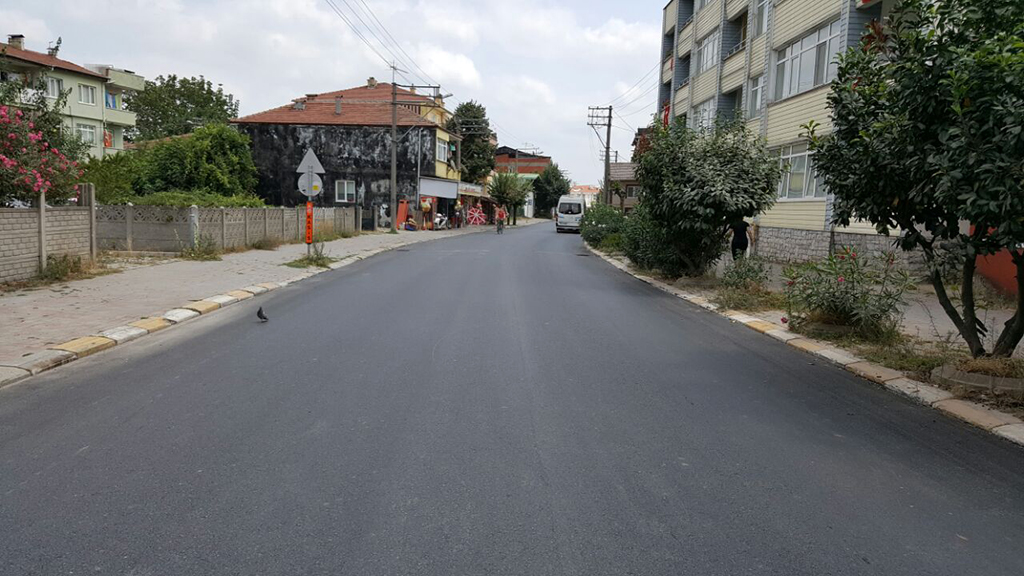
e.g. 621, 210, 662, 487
496, 218, 504, 234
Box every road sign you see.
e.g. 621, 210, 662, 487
298, 172, 323, 197
305, 202, 314, 244
296, 149, 326, 175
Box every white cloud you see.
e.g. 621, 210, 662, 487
0, 9, 54, 43
416, 44, 482, 89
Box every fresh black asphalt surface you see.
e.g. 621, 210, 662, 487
2, 223, 1024, 575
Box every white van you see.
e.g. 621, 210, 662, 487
555, 195, 585, 233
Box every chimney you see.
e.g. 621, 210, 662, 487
334, 97, 342, 115
47, 44, 59, 57
292, 98, 306, 111
367, 77, 377, 88
7, 34, 24, 50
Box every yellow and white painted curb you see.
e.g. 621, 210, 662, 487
586, 244, 1024, 449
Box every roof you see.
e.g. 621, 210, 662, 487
495, 146, 549, 159
609, 162, 638, 181
232, 99, 439, 128
316, 82, 437, 105
570, 185, 601, 196
0, 42, 108, 80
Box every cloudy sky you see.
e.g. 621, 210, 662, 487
3, 0, 662, 184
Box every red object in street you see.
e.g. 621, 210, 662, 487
305, 202, 313, 244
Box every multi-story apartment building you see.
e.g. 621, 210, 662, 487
656, 0, 897, 262
1, 34, 145, 158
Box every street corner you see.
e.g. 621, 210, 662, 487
182, 300, 221, 315
50, 336, 117, 358
130, 317, 173, 334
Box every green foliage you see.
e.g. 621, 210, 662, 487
807, 0, 1024, 357
715, 256, 784, 312
580, 203, 625, 246
533, 163, 571, 215
179, 234, 220, 261
611, 181, 626, 211
486, 172, 529, 211
621, 204, 685, 277
39, 253, 83, 282
132, 190, 264, 207
783, 248, 913, 339
598, 233, 623, 253
445, 101, 495, 184
81, 151, 145, 204
721, 255, 771, 291
286, 242, 335, 268
636, 119, 781, 276
126, 74, 239, 142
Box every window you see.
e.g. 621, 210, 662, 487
691, 98, 716, 130
697, 0, 711, 10
753, 0, 769, 38
44, 77, 62, 99
76, 123, 96, 144
436, 138, 448, 162
105, 91, 117, 109
774, 20, 842, 100
696, 29, 721, 74
776, 144, 826, 199
78, 84, 96, 105
558, 202, 582, 215
747, 75, 764, 118
626, 185, 641, 198
335, 180, 356, 203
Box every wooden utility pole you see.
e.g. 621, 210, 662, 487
390, 65, 399, 233
588, 106, 613, 204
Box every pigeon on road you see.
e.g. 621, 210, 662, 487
257, 307, 269, 323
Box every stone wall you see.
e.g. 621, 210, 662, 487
754, 226, 927, 277
0, 205, 95, 284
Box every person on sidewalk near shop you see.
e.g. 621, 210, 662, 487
496, 206, 507, 234
728, 219, 754, 260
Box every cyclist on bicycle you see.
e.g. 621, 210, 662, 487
496, 206, 507, 234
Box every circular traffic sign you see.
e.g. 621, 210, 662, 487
298, 172, 324, 197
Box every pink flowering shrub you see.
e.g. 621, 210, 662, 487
0, 105, 82, 204
782, 246, 912, 339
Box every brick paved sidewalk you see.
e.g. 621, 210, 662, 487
0, 224, 523, 361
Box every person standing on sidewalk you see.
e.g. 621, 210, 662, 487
728, 219, 754, 260
496, 206, 507, 234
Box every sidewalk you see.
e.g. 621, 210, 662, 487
1, 223, 529, 363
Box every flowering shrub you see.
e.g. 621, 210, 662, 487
783, 247, 913, 338
0, 105, 82, 204
580, 203, 625, 246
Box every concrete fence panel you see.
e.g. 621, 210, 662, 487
1, 188, 96, 283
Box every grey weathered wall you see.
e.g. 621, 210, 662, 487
0, 207, 94, 284
754, 226, 927, 277
236, 123, 438, 210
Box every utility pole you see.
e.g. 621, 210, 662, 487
588, 106, 613, 204
390, 64, 399, 233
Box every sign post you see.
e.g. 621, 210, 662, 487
296, 149, 326, 255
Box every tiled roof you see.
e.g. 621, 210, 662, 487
232, 100, 438, 128
0, 43, 108, 80
316, 83, 437, 104
609, 162, 638, 181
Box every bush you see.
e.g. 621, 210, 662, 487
0, 105, 83, 204
783, 247, 913, 339
39, 253, 83, 281
621, 204, 684, 277
580, 203, 624, 246
180, 234, 220, 261
598, 233, 623, 252
721, 255, 771, 291
131, 190, 264, 207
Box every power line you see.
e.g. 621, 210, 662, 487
607, 61, 661, 107
322, 0, 391, 67
613, 109, 635, 133
616, 81, 660, 114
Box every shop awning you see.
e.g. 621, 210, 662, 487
419, 177, 458, 199
457, 182, 490, 198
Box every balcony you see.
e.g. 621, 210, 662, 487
103, 107, 137, 127
661, 56, 674, 84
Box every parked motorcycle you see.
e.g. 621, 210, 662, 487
434, 212, 450, 230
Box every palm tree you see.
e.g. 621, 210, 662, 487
487, 172, 528, 225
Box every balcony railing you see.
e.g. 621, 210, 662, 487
726, 39, 746, 59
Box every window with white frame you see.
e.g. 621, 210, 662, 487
76, 123, 96, 144
78, 84, 96, 105
335, 180, 356, 203
753, 0, 769, 38
776, 143, 826, 199
747, 75, 764, 118
436, 138, 448, 162
45, 77, 63, 99
774, 20, 842, 101
691, 98, 716, 130
626, 185, 641, 198
696, 29, 721, 74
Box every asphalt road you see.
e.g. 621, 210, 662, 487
2, 223, 1024, 575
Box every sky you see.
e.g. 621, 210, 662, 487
2, 0, 662, 185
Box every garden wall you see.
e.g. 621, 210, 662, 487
755, 226, 927, 277
0, 205, 96, 284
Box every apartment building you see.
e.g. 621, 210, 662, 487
656, 0, 897, 262
1, 34, 145, 158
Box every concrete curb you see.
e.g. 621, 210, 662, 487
0, 224, 532, 391
585, 244, 1024, 450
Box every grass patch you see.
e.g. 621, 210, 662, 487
285, 242, 336, 268
856, 338, 962, 382
180, 234, 221, 261
956, 357, 1024, 379
712, 287, 786, 312
1, 255, 117, 293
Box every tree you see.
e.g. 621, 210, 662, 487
533, 163, 570, 216
806, 0, 1024, 357
636, 119, 781, 276
487, 172, 528, 224
125, 75, 239, 141
611, 181, 626, 211
446, 101, 496, 184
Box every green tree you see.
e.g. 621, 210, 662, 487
446, 101, 496, 184
533, 163, 571, 216
636, 119, 781, 276
487, 172, 528, 224
611, 181, 626, 212
126, 75, 239, 141
807, 0, 1024, 357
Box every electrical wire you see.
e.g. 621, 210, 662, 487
607, 61, 660, 107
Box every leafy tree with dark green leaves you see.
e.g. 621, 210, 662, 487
445, 100, 496, 184
487, 171, 528, 224
636, 119, 781, 277
533, 163, 571, 216
125, 75, 239, 141
806, 0, 1024, 357
611, 181, 626, 212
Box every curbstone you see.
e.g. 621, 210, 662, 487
814, 348, 863, 367
256, 282, 279, 291
788, 339, 825, 353
50, 336, 116, 358
726, 312, 760, 324
97, 325, 148, 344
746, 320, 778, 334
767, 329, 799, 342
884, 378, 954, 405
993, 423, 1024, 446
0, 349, 76, 374
242, 285, 268, 295
226, 290, 255, 301
130, 317, 172, 333
847, 362, 904, 384
183, 300, 220, 315
934, 399, 1024, 430
0, 366, 31, 387
206, 294, 239, 306
163, 308, 201, 324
